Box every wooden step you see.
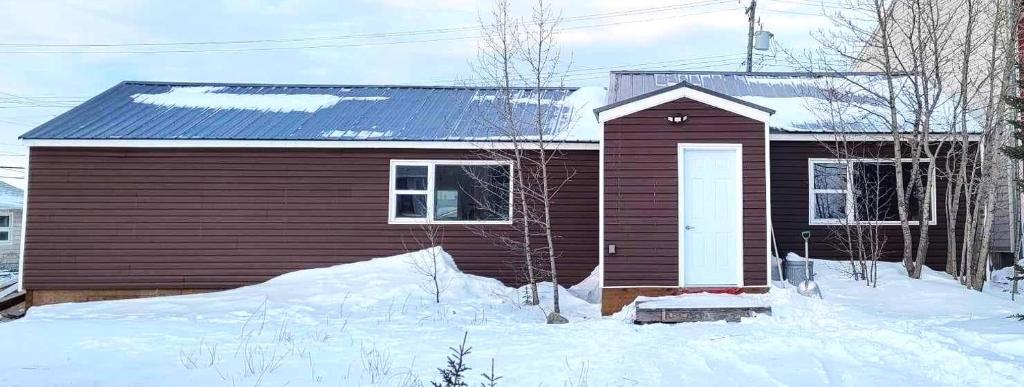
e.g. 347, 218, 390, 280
634, 300, 772, 324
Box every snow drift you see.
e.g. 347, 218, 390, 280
1, 248, 1021, 387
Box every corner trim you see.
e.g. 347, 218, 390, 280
17, 147, 28, 292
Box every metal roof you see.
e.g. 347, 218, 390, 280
0, 181, 23, 209
608, 71, 971, 133
21, 81, 604, 142
594, 80, 776, 117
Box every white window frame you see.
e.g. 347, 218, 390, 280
388, 160, 514, 225
808, 158, 937, 226
0, 212, 11, 245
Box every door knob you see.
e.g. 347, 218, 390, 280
685, 225, 695, 230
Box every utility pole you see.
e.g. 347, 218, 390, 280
745, 0, 757, 72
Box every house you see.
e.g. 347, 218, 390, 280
0, 181, 23, 273
16, 82, 604, 305
596, 71, 980, 313
16, 73, 986, 314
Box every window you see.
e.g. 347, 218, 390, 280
0, 215, 10, 243
390, 160, 512, 224
809, 159, 936, 225
811, 162, 848, 221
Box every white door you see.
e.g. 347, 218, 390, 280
679, 146, 741, 286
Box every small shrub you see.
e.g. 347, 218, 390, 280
480, 358, 502, 387
432, 332, 472, 387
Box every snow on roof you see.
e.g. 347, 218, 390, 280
23, 82, 605, 142
609, 71, 979, 134
130, 86, 348, 113
555, 86, 605, 141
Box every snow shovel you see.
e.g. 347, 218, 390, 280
797, 231, 823, 299
769, 219, 785, 288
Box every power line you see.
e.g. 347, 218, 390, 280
0, 2, 738, 54
770, 0, 846, 8
760, 8, 830, 16
0, 105, 78, 109
0, 1, 730, 49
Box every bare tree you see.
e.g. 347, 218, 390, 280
818, 138, 892, 287
469, 0, 579, 320
403, 222, 451, 304
518, 0, 576, 320
929, 0, 1018, 289
797, 0, 1016, 283
470, 0, 541, 306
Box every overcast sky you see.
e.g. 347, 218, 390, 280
0, 0, 835, 186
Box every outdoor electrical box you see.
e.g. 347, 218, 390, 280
754, 30, 774, 51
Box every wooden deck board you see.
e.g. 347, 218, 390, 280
634, 301, 772, 323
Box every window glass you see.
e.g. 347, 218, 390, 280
811, 160, 933, 223
0, 216, 9, 228
813, 163, 846, 190
813, 193, 847, 219
852, 162, 929, 222
395, 194, 427, 218
434, 165, 510, 221
395, 166, 428, 191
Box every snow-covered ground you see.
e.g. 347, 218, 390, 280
1, 248, 1021, 387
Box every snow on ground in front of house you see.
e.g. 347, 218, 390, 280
1, 248, 1022, 387
991, 258, 1023, 296
567, 265, 601, 304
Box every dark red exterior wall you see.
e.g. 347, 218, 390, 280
769, 141, 962, 269
23, 147, 599, 290
603, 98, 768, 287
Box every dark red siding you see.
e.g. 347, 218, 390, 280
770, 141, 963, 269
603, 98, 769, 287
23, 147, 599, 290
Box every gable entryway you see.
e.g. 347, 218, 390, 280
596, 82, 773, 315
678, 144, 743, 287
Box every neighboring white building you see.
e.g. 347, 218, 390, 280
0, 181, 23, 273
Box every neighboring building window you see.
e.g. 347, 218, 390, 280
809, 159, 936, 225
0, 215, 10, 243
390, 161, 512, 224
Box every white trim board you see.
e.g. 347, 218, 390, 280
771, 133, 982, 142
20, 139, 601, 151
597, 86, 771, 123
17, 147, 28, 292
23, 136, 978, 149
763, 122, 773, 287
598, 122, 606, 289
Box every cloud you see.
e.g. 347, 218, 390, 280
0, 0, 830, 155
